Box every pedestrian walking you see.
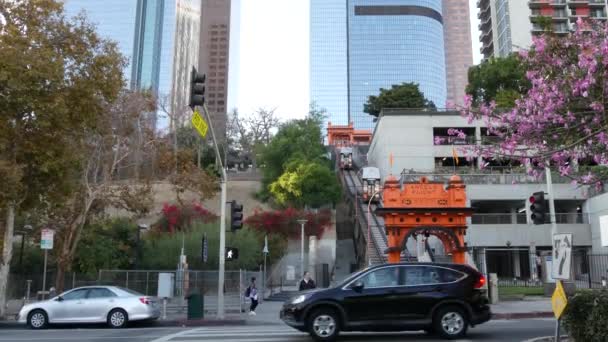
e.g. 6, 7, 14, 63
299, 271, 316, 291
48, 287, 56, 299
245, 277, 259, 315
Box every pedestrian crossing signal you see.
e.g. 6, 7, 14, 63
226, 247, 239, 260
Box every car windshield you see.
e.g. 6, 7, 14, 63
337, 267, 371, 287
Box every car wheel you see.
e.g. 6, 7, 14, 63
433, 306, 468, 340
307, 308, 340, 342
28, 310, 48, 329
107, 309, 128, 329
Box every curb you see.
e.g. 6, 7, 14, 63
153, 318, 247, 327
492, 312, 554, 320
521, 335, 569, 342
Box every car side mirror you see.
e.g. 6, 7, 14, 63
350, 281, 364, 292
56, 296, 63, 302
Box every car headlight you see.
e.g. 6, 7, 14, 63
291, 295, 307, 304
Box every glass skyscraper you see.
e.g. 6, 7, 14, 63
63, 0, 201, 130
310, 0, 446, 130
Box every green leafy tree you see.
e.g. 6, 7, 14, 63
0, 0, 125, 315
465, 54, 530, 108
73, 219, 137, 276
270, 161, 341, 208
364, 83, 436, 117
258, 107, 327, 194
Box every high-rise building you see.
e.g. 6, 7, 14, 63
310, 0, 349, 127
311, 0, 447, 131
199, 0, 231, 141
443, 0, 473, 107
63, 0, 202, 129
478, 0, 607, 60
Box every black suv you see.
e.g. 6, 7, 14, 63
280, 263, 490, 341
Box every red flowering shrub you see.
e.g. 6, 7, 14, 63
156, 202, 218, 234
245, 207, 332, 238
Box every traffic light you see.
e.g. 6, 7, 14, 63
230, 200, 243, 231
189, 66, 206, 109
225, 247, 239, 260
529, 191, 546, 225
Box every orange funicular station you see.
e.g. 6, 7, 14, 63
375, 175, 474, 264
327, 122, 372, 146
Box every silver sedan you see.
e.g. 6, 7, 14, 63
17, 286, 161, 329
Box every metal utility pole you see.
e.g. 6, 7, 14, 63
200, 104, 228, 319
297, 219, 308, 277
545, 166, 558, 238
545, 165, 561, 342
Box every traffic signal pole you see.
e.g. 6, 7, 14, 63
200, 103, 227, 319
544, 166, 558, 239
545, 166, 561, 341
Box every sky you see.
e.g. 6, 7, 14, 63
228, 0, 482, 121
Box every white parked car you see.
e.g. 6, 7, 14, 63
18, 286, 160, 329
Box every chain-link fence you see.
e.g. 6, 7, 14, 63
9, 269, 261, 313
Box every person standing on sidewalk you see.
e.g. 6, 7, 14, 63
245, 277, 259, 315
299, 271, 316, 291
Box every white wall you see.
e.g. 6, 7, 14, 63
368, 113, 479, 179
508, 1, 533, 51
584, 192, 608, 253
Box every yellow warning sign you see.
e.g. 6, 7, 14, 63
551, 280, 568, 319
191, 110, 208, 138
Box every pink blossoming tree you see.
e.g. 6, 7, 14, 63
462, 20, 608, 188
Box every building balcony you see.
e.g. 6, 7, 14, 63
466, 222, 591, 247
471, 213, 587, 225
530, 0, 568, 6
589, 0, 606, 7
433, 136, 477, 145
568, 0, 592, 7
399, 172, 575, 186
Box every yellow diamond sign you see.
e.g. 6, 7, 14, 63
191, 110, 208, 138
551, 280, 568, 319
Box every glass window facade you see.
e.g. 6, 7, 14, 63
310, 0, 349, 126
62, 0, 201, 130
63, 0, 139, 84
495, 0, 512, 58
349, 0, 445, 130
310, 0, 446, 131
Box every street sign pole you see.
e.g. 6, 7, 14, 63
41, 249, 48, 300
40, 229, 54, 299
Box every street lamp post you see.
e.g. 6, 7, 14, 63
367, 191, 382, 266
17, 225, 32, 270
297, 219, 308, 277
134, 223, 149, 270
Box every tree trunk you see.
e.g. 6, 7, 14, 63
55, 258, 66, 294
0, 204, 16, 319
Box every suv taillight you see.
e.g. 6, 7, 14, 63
474, 275, 486, 289
139, 297, 151, 305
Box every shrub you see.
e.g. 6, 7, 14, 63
562, 289, 608, 342
140, 222, 286, 270
156, 202, 218, 234
245, 207, 331, 238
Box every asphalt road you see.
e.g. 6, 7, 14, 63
0, 319, 558, 342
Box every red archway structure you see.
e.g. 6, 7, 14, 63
375, 175, 474, 264
327, 122, 372, 146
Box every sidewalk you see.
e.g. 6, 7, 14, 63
491, 297, 553, 319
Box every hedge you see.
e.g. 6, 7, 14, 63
562, 289, 608, 342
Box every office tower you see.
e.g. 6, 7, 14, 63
311, 0, 447, 130
63, 0, 202, 129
